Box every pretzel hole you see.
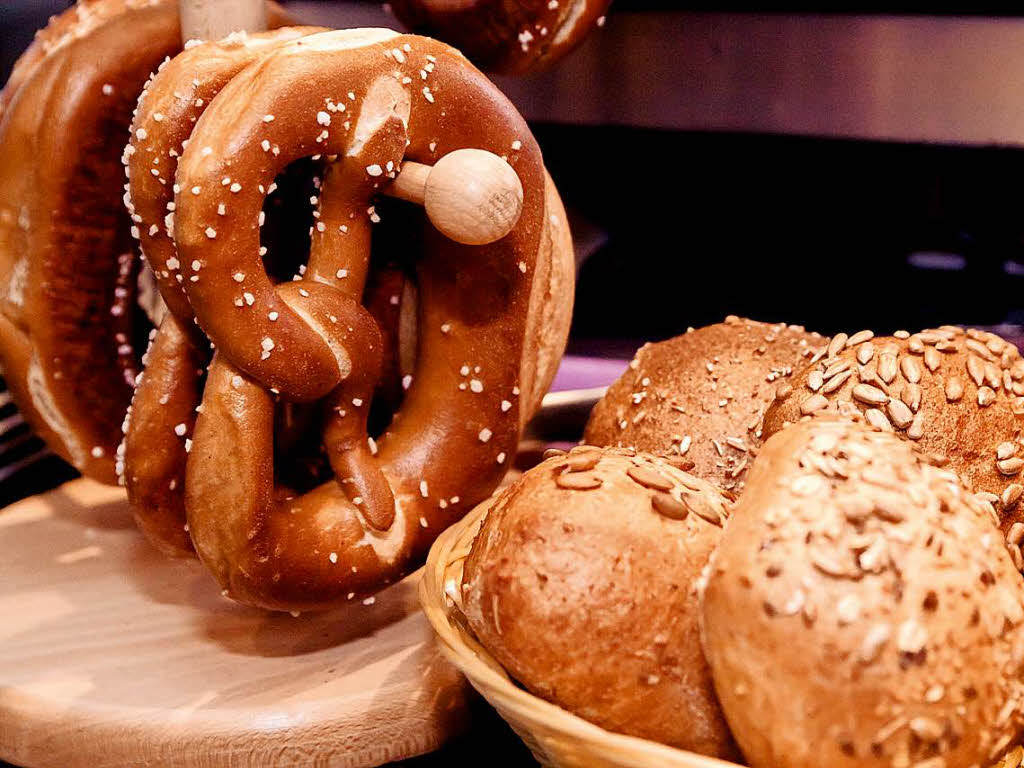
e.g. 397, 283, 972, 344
254, 176, 423, 496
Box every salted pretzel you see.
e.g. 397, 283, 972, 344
389, 0, 612, 75
126, 28, 572, 610
120, 28, 326, 553
0, 0, 288, 483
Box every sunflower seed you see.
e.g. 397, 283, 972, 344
935, 340, 958, 353
908, 336, 925, 354
555, 472, 602, 490
852, 384, 888, 406
807, 370, 824, 392
801, 394, 828, 415
864, 408, 892, 431
566, 452, 600, 472
827, 333, 848, 359
923, 346, 941, 372
822, 370, 854, 394
945, 377, 964, 402
543, 448, 567, 459
886, 398, 914, 429
998, 457, 1024, 476
900, 357, 922, 384
901, 383, 922, 412
1002, 486, 1024, 512
878, 353, 898, 384
966, 338, 995, 361
1008, 521, 1024, 545
823, 359, 851, 379
775, 383, 793, 401
997, 442, 1018, 460
967, 355, 986, 387
684, 493, 723, 526
847, 330, 874, 347
652, 492, 688, 520
856, 343, 875, 365
627, 465, 673, 491
907, 412, 925, 440
986, 362, 1002, 389
917, 332, 944, 345
978, 386, 997, 407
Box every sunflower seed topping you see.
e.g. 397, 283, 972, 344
801, 394, 829, 415
945, 377, 964, 402
978, 386, 997, 407
852, 384, 888, 406
997, 457, 1024, 476
886, 398, 914, 430
627, 465, 674, 492
900, 357, 922, 384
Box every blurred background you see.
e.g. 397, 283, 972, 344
7, 2, 1024, 494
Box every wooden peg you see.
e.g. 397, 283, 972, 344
385, 148, 524, 246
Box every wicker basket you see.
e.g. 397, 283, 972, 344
419, 499, 1024, 768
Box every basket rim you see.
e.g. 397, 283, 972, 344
417, 497, 743, 768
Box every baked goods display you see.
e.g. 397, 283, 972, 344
388, 0, 611, 75
0, 0, 576, 612
462, 445, 739, 759
763, 327, 1024, 532
6, 2, 1024, 767
426, 319, 1024, 768
584, 316, 826, 493
702, 417, 1024, 768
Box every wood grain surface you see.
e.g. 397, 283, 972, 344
0, 479, 470, 768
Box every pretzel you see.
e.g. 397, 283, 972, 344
0, 0, 183, 482
120, 28, 322, 553
0, 0, 288, 483
389, 0, 612, 75
147, 28, 567, 609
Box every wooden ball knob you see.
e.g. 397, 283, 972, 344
422, 149, 524, 245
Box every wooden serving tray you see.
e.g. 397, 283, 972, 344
0, 479, 470, 768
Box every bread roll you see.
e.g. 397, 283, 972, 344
763, 327, 1024, 535
701, 418, 1024, 768
463, 446, 739, 759
584, 316, 825, 493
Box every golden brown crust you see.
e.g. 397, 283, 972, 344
763, 327, 1024, 534
518, 170, 574, 424
389, 0, 611, 75
0, 0, 183, 482
120, 29, 571, 610
701, 418, 1024, 768
584, 316, 825, 494
463, 446, 739, 759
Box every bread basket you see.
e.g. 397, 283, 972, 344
419, 498, 1024, 768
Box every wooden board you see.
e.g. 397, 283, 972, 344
0, 479, 471, 768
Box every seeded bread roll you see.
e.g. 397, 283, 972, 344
584, 316, 825, 493
763, 327, 1024, 538
700, 418, 1024, 768
462, 446, 740, 759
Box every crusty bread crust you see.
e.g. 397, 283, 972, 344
463, 446, 739, 759
584, 316, 825, 494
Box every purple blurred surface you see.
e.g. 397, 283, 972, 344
550, 355, 628, 392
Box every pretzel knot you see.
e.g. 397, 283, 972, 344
122, 28, 567, 611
